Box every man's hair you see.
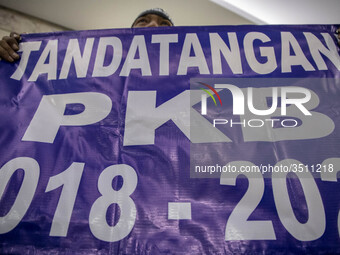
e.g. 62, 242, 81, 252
132, 8, 173, 27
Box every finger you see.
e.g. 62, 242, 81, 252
10, 32, 21, 41
335, 29, 340, 46
0, 39, 20, 60
9, 32, 21, 51
2, 36, 19, 51
0, 45, 14, 62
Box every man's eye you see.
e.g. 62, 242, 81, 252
161, 21, 171, 26
137, 18, 147, 24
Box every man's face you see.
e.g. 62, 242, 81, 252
132, 14, 172, 28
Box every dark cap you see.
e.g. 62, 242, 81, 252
132, 8, 174, 27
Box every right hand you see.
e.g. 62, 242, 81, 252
0, 32, 21, 62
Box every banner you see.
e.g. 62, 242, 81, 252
0, 25, 339, 254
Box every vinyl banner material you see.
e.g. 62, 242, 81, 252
0, 25, 340, 254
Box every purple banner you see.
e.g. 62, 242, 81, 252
0, 25, 340, 254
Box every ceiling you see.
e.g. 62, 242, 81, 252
0, 0, 339, 30
211, 0, 340, 25
0, 0, 253, 30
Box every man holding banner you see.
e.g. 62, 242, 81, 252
0, 8, 174, 62
0, 7, 340, 254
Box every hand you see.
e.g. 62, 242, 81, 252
0, 32, 21, 62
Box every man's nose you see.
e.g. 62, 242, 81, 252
146, 20, 159, 27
